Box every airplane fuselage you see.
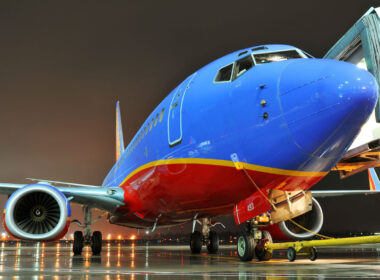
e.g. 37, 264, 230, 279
102, 45, 378, 228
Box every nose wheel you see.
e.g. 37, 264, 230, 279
237, 222, 273, 262
255, 230, 273, 261
237, 232, 256, 261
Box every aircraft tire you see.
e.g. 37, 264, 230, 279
255, 230, 272, 261
207, 231, 219, 254
73, 231, 84, 255
237, 232, 255, 261
310, 247, 317, 261
91, 231, 102, 255
190, 231, 203, 254
287, 247, 296, 262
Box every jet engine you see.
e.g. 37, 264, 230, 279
3, 184, 71, 241
265, 197, 324, 240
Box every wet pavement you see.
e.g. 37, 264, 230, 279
1, 242, 380, 279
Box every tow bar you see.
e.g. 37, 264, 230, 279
264, 235, 380, 262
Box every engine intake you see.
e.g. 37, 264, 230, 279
278, 197, 323, 239
3, 184, 71, 241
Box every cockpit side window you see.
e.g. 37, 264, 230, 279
232, 55, 254, 80
254, 50, 302, 65
215, 63, 233, 82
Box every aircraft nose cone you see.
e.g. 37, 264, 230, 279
279, 59, 378, 158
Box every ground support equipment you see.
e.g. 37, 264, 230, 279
264, 235, 380, 262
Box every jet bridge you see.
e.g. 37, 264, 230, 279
324, 7, 380, 178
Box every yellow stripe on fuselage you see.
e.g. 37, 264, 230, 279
119, 158, 328, 187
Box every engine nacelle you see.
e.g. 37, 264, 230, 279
3, 184, 71, 241
264, 197, 324, 240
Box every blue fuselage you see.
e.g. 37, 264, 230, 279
101, 44, 380, 227
103, 45, 377, 190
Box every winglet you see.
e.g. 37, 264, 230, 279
368, 168, 380, 191
116, 101, 125, 162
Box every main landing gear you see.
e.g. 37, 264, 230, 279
237, 221, 273, 262
190, 218, 223, 254
72, 206, 105, 255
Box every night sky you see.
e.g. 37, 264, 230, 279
0, 1, 380, 238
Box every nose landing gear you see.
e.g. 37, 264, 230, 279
237, 220, 273, 262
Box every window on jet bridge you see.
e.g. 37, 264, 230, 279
214, 63, 233, 82
254, 50, 303, 65
232, 55, 254, 80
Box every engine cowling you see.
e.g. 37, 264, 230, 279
3, 184, 71, 241
264, 197, 324, 240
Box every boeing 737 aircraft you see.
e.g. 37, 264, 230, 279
0, 44, 378, 261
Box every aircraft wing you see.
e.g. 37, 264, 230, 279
0, 181, 125, 213
312, 168, 380, 197
0, 183, 25, 196
312, 189, 380, 198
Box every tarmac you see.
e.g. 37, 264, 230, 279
1, 242, 380, 279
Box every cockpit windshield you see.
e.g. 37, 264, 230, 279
253, 50, 303, 65
233, 55, 254, 80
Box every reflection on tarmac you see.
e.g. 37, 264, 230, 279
0, 241, 380, 279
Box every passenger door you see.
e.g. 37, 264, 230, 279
168, 73, 197, 146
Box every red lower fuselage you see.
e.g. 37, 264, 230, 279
109, 159, 325, 228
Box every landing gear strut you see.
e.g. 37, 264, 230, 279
189, 218, 224, 254
237, 220, 273, 262
71, 206, 104, 255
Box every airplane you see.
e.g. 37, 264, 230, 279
0, 44, 378, 262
